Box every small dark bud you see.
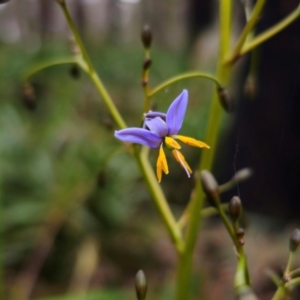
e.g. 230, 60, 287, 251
141, 25, 152, 49
217, 86, 233, 113
135, 270, 147, 300
103, 117, 114, 130
143, 58, 152, 70
200, 170, 220, 206
244, 76, 257, 100
69, 65, 81, 79
141, 79, 148, 87
150, 102, 157, 111
289, 228, 300, 252
96, 170, 106, 187
229, 196, 242, 222
22, 82, 36, 110
234, 168, 253, 183
0, 0, 10, 4
237, 228, 245, 239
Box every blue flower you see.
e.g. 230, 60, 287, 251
114, 90, 210, 182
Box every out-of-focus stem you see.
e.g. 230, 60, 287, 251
271, 286, 286, 300
23, 57, 77, 81
240, 4, 300, 56
57, 0, 93, 72
227, 0, 266, 65
176, 177, 204, 300
176, 1, 233, 299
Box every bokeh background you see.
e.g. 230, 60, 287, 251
1, 0, 300, 299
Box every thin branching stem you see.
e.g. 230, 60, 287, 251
149, 72, 222, 98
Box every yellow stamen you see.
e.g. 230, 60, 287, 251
174, 135, 210, 149
156, 145, 169, 182
164, 136, 181, 150
172, 149, 192, 176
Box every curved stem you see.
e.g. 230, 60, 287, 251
57, 0, 93, 72
56, 1, 126, 130
227, 0, 266, 64
149, 72, 222, 98
178, 203, 228, 230
23, 57, 77, 81
285, 277, 300, 289
240, 4, 300, 56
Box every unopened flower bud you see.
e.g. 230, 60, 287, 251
141, 26, 152, 49
200, 170, 220, 206
289, 228, 300, 252
69, 65, 80, 79
143, 58, 152, 70
244, 75, 257, 100
229, 196, 242, 222
234, 168, 253, 183
22, 82, 36, 110
217, 86, 233, 113
135, 270, 147, 300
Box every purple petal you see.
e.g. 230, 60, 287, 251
114, 127, 162, 148
166, 90, 188, 135
144, 111, 166, 119
145, 117, 168, 138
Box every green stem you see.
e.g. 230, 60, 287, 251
178, 203, 228, 230
285, 277, 300, 289
57, 0, 183, 257
285, 252, 294, 274
272, 286, 287, 300
241, 0, 253, 21
56, 1, 126, 130
134, 146, 184, 252
88, 71, 127, 129
57, 1, 93, 73
149, 72, 222, 98
227, 0, 266, 64
216, 204, 243, 254
176, 178, 204, 300
23, 57, 77, 81
176, 1, 233, 299
287, 268, 300, 279
240, 4, 300, 56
